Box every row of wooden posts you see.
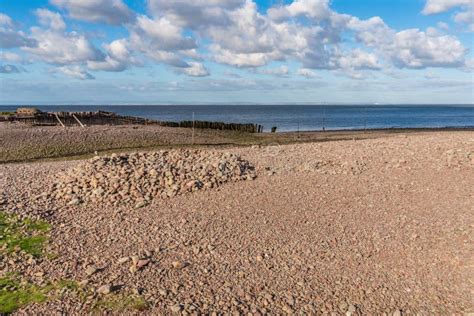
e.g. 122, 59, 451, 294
1, 110, 265, 133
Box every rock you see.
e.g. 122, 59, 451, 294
134, 201, 147, 209
49, 150, 256, 207
131, 255, 139, 265
118, 257, 129, 264
171, 304, 182, 313
172, 261, 188, 269
68, 198, 81, 206
85, 266, 97, 276
78, 280, 89, 287
97, 284, 112, 295
137, 259, 150, 270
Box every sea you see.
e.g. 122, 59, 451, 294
1, 104, 473, 132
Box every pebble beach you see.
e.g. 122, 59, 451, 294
0, 130, 473, 314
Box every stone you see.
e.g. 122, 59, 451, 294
137, 259, 150, 270
85, 266, 97, 276
118, 257, 129, 264
68, 198, 81, 206
171, 304, 182, 313
134, 201, 147, 209
97, 284, 112, 295
131, 255, 139, 265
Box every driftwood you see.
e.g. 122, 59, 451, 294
1, 109, 264, 133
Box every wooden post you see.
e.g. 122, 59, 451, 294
192, 112, 195, 145
72, 114, 85, 127
54, 113, 65, 127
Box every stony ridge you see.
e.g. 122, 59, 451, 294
49, 150, 256, 207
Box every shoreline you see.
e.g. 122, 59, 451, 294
1, 122, 474, 164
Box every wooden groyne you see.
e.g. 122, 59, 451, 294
0, 108, 264, 133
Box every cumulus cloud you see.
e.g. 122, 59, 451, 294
36, 8, 66, 31
51, 0, 134, 25
0, 13, 13, 27
297, 68, 318, 78
390, 29, 466, 68
0, 13, 37, 49
54, 65, 95, 79
177, 62, 210, 77
268, 0, 331, 21
348, 17, 467, 69
88, 38, 138, 72
0, 0, 471, 79
0, 52, 24, 63
255, 65, 289, 77
422, 0, 471, 14
422, 0, 473, 31
0, 64, 21, 73
22, 9, 104, 65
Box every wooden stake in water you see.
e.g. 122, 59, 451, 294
192, 112, 195, 145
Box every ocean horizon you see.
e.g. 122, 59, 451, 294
1, 104, 473, 132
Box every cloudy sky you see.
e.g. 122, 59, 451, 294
0, 0, 473, 105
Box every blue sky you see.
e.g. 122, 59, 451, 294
0, 0, 472, 105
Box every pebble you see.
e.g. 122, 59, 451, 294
49, 150, 256, 207
137, 259, 150, 270
171, 304, 182, 313
97, 284, 112, 295
118, 257, 129, 264
85, 266, 97, 276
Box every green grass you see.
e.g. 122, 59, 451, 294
0, 211, 50, 257
0, 112, 14, 116
0, 211, 149, 313
0, 275, 51, 314
94, 294, 148, 312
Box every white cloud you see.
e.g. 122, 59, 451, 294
268, 0, 330, 21
148, 0, 245, 28
21, 9, 103, 65
422, 0, 473, 31
0, 0, 471, 80
88, 38, 138, 72
0, 13, 13, 27
422, 0, 471, 14
0, 13, 37, 49
54, 65, 95, 79
256, 65, 289, 77
24, 27, 103, 65
391, 29, 466, 68
36, 8, 66, 31
0, 52, 24, 63
51, 0, 134, 25
297, 68, 318, 78
0, 64, 22, 73
177, 62, 210, 77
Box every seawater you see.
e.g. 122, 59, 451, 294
1, 105, 473, 132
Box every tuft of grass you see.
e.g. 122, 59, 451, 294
94, 294, 148, 312
0, 275, 50, 314
0, 211, 50, 257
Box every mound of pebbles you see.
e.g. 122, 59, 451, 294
49, 150, 256, 207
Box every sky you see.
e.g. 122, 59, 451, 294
0, 0, 473, 105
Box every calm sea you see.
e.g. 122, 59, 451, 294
1, 105, 473, 132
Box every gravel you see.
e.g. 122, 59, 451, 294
1, 131, 473, 314
48, 150, 256, 207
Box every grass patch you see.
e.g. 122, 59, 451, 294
0, 275, 51, 314
0, 211, 50, 257
94, 294, 148, 312
0, 112, 14, 116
